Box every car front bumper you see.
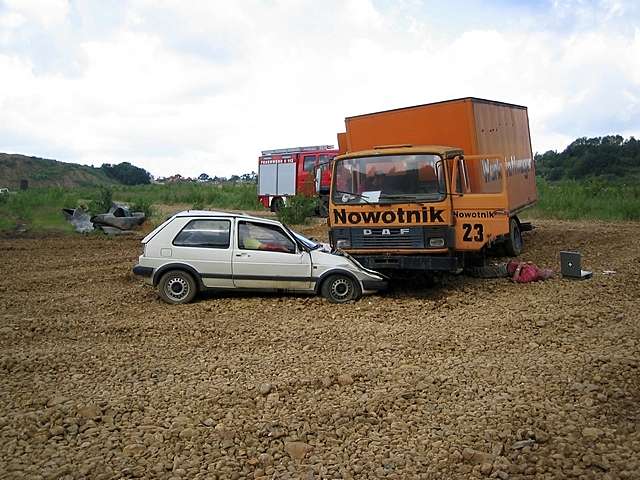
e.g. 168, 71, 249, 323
361, 279, 388, 292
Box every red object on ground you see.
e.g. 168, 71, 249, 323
507, 260, 553, 283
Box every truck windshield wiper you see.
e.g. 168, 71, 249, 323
334, 190, 371, 204
380, 193, 440, 202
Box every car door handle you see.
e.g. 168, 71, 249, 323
235, 252, 250, 257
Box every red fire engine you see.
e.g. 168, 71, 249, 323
258, 145, 338, 214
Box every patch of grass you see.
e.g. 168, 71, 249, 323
112, 183, 262, 211
277, 195, 317, 225
0, 183, 264, 233
530, 178, 640, 221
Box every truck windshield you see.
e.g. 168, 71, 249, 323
332, 154, 445, 204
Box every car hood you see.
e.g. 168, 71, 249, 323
310, 248, 386, 279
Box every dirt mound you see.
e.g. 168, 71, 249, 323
1, 219, 639, 479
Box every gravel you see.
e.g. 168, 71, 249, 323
0, 218, 639, 479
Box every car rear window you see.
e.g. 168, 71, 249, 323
173, 219, 231, 248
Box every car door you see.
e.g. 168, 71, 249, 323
233, 220, 312, 290
171, 217, 234, 288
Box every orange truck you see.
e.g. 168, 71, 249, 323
329, 97, 536, 274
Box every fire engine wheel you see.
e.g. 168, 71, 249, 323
321, 274, 361, 303
504, 218, 523, 257
157, 270, 197, 304
271, 197, 284, 213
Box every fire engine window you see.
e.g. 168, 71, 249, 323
318, 154, 331, 165
303, 155, 316, 172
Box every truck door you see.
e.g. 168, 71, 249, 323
298, 154, 317, 195
450, 155, 510, 250
233, 220, 312, 290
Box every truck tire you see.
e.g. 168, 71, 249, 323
504, 218, 523, 257
271, 197, 284, 213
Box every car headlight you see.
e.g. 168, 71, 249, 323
336, 239, 351, 249
429, 237, 445, 247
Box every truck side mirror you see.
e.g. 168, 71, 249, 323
435, 160, 446, 194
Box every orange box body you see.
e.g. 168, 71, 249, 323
341, 97, 536, 212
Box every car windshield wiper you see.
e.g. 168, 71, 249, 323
334, 190, 371, 204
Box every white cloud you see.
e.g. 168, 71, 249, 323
3, 0, 69, 27
0, 0, 639, 176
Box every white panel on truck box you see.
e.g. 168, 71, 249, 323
277, 161, 296, 195
258, 162, 277, 196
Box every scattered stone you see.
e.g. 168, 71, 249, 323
284, 442, 311, 460
337, 374, 354, 386
512, 439, 536, 449
258, 383, 272, 395
77, 405, 101, 418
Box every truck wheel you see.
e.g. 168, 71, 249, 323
321, 274, 361, 303
157, 270, 197, 304
504, 218, 523, 257
271, 197, 284, 213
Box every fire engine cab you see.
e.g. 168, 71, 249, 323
258, 145, 338, 214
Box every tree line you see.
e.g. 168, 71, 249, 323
535, 135, 640, 181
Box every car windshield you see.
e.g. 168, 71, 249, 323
290, 230, 321, 250
332, 154, 446, 204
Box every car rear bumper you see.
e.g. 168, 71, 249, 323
133, 265, 154, 278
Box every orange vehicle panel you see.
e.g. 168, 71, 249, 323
341, 97, 536, 214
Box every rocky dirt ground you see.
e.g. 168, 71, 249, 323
1, 219, 639, 480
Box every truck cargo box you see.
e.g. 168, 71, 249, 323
341, 97, 536, 213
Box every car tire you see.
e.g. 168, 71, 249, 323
157, 270, 197, 304
504, 218, 523, 257
321, 274, 361, 303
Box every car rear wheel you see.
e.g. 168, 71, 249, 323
321, 274, 360, 303
157, 270, 197, 304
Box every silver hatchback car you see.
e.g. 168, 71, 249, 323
133, 211, 387, 304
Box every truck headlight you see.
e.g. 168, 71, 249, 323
429, 237, 445, 247
336, 239, 351, 249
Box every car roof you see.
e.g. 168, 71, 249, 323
173, 210, 281, 225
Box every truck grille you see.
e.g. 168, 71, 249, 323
332, 226, 453, 250
351, 227, 425, 248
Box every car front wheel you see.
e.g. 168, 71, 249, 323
321, 274, 360, 303
157, 270, 197, 304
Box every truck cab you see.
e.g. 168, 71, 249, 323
328, 145, 518, 273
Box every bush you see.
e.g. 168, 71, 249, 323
129, 198, 154, 218
277, 195, 317, 225
89, 186, 113, 214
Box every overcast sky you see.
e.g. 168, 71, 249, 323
1, 0, 639, 178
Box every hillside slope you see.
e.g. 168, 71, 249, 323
0, 153, 117, 189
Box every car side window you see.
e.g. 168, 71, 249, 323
173, 219, 231, 248
238, 221, 296, 254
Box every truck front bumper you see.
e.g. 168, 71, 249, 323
352, 254, 459, 272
